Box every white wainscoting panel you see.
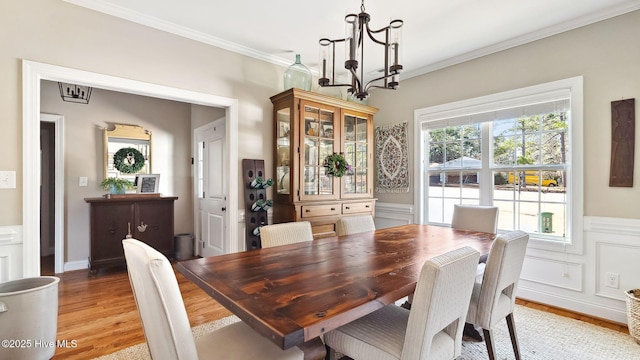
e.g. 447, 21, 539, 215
521, 256, 583, 291
0, 226, 23, 281
374, 202, 414, 229
586, 216, 640, 303
595, 242, 640, 301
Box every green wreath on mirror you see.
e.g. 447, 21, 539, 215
113, 147, 145, 174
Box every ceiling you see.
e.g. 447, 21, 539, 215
68, 0, 640, 81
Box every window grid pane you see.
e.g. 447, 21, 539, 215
427, 109, 569, 242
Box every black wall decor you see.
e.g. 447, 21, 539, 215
242, 159, 273, 250
610, 98, 635, 187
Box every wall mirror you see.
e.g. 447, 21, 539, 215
104, 124, 152, 180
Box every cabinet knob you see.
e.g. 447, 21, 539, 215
331, 208, 336, 211
222, 207, 227, 212
365, 205, 370, 208
305, 209, 311, 213
137, 222, 147, 233
345, 206, 350, 210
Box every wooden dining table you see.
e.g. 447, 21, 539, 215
177, 224, 496, 359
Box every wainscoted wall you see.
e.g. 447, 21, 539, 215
0, 226, 22, 281
373, 204, 640, 324
374, 202, 414, 229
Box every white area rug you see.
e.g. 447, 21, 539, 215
95, 305, 640, 359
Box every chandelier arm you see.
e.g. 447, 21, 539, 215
367, 84, 396, 91
364, 73, 398, 90
350, 67, 362, 89
364, 22, 390, 46
323, 83, 354, 88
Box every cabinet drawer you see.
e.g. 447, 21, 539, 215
342, 202, 374, 214
312, 224, 336, 238
301, 204, 340, 218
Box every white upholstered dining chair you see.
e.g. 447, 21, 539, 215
122, 239, 303, 360
324, 246, 481, 360
259, 221, 314, 248
466, 230, 529, 360
336, 215, 376, 236
451, 204, 499, 234
452, 204, 499, 281
404, 204, 499, 309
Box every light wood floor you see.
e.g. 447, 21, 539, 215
50, 266, 628, 359
52, 266, 232, 359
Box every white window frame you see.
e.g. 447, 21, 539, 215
413, 76, 584, 255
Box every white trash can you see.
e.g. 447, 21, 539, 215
0, 276, 60, 360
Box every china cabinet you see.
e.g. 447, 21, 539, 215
270, 88, 377, 238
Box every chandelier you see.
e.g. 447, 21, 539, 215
319, 0, 403, 100
58, 82, 92, 104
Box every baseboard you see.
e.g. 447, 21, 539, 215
64, 259, 89, 272
517, 286, 628, 324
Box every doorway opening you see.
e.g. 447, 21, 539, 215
23, 60, 239, 277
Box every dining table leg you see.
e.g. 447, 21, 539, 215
297, 337, 326, 360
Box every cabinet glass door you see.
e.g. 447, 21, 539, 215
276, 107, 291, 195
301, 102, 338, 200
343, 113, 370, 196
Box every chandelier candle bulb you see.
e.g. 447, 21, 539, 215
389, 19, 403, 73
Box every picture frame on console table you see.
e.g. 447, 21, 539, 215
136, 174, 160, 193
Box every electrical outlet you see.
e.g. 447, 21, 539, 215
605, 272, 619, 289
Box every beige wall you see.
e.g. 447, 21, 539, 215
370, 10, 640, 219
0, 0, 286, 227
41, 81, 196, 262
3, 1, 640, 230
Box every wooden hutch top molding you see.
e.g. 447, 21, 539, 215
269, 88, 379, 116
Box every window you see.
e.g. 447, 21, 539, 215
414, 77, 583, 248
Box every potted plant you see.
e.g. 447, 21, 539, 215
100, 177, 135, 194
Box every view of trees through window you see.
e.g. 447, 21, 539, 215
427, 109, 569, 240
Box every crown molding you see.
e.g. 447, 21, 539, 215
64, 0, 293, 69
402, 2, 640, 80
66, 0, 640, 80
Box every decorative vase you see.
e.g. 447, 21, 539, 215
284, 54, 312, 91
110, 185, 125, 195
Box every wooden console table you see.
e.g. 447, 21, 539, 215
85, 195, 177, 274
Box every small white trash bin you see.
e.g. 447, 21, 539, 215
0, 276, 60, 360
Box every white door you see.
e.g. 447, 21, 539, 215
196, 119, 226, 257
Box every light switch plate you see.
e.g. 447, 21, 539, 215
79, 176, 88, 187
0, 171, 16, 189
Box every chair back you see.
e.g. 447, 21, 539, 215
402, 247, 480, 360
451, 204, 499, 234
122, 239, 198, 360
260, 221, 314, 248
336, 215, 376, 236
471, 230, 529, 329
